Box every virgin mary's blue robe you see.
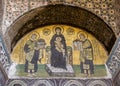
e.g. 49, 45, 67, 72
50, 34, 67, 69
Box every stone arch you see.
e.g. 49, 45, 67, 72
4, 4, 116, 54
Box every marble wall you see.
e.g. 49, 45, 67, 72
0, 69, 6, 86
0, 62, 8, 86
114, 71, 120, 86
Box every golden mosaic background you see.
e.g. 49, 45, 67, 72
11, 25, 108, 65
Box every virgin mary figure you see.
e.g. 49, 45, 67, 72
50, 27, 67, 69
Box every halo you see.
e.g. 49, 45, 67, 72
28, 31, 40, 40
77, 31, 88, 40
53, 25, 64, 34
66, 27, 75, 35
42, 28, 51, 36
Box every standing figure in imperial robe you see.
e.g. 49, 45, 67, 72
50, 27, 67, 69
78, 32, 94, 76
24, 34, 40, 73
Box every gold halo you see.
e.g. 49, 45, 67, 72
28, 31, 40, 40
53, 25, 64, 34
77, 31, 88, 40
43, 28, 51, 36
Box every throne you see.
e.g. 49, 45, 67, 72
45, 46, 75, 77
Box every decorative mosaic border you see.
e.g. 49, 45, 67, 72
107, 36, 120, 78
2, 0, 116, 35
6, 79, 112, 86
0, 34, 11, 73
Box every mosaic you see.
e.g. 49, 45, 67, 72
6, 79, 112, 86
2, 0, 116, 35
0, 35, 11, 73
10, 25, 109, 78
107, 36, 120, 77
